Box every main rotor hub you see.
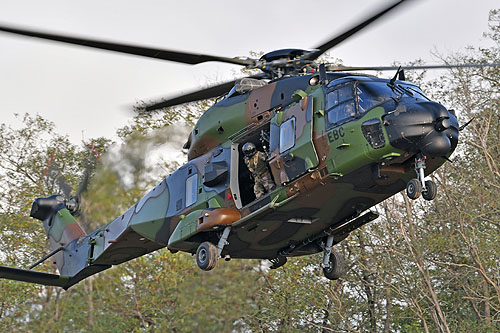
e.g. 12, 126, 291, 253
259, 49, 309, 62
253, 49, 318, 79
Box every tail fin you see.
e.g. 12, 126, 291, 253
30, 195, 86, 273
0, 195, 110, 289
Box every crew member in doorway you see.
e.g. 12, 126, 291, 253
242, 142, 275, 199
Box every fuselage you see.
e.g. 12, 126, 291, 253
31, 72, 459, 288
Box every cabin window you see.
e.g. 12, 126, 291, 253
279, 117, 295, 153
185, 174, 198, 207
326, 83, 355, 126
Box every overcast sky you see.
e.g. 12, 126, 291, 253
0, 0, 497, 143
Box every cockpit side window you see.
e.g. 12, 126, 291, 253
326, 83, 355, 126
356, 82, 389, 113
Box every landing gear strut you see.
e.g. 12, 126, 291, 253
406, 153, 437, 200
195, 226, 231, 271
321, 235, 345, 280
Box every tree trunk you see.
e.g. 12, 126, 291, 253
402, 194, 450, 333
87, 277, 94, 326
383, 275, 392, 333
483, 277, 491, 325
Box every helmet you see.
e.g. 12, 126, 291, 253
242, 142, 256, 156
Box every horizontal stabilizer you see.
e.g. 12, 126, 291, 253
0, 265, 69, 288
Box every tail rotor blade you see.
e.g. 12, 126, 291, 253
56, 176, 72, 198
45, 160, 72, 198
76, 143, 101, 198
76, 161, 93, 198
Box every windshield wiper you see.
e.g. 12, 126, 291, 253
397, 84, 414, 97
387, 83, 404, 102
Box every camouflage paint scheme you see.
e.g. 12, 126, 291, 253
0, 72, 459, 289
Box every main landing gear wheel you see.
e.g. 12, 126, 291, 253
422, 180, 437, 201
196, 241, 218, 271
406, 178, 422, 200
323, 250, 345, 280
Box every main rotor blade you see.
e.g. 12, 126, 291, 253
305, 0, 408, 61
141, 74, 266, 111
0, 24, 253, 66
142, 80, 237, 111
325, 63, 500, 72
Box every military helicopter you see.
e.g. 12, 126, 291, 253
0, 0, 499, 289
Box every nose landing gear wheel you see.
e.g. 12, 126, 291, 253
323, 251, 345, 280
196, 241, 218, 271
406, 178, 422, 200
422, 180, 437, 200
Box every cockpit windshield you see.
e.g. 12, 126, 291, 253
356, 81, 429, 112
325, 79, 429, 126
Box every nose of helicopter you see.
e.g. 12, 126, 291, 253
382, 99, 459, 157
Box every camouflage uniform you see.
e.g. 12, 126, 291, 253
245, 151, 275, 198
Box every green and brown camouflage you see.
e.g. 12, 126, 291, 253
0, 72, 459, 289
185, 76, 323, 160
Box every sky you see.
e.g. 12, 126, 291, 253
0, 0, 497, 143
